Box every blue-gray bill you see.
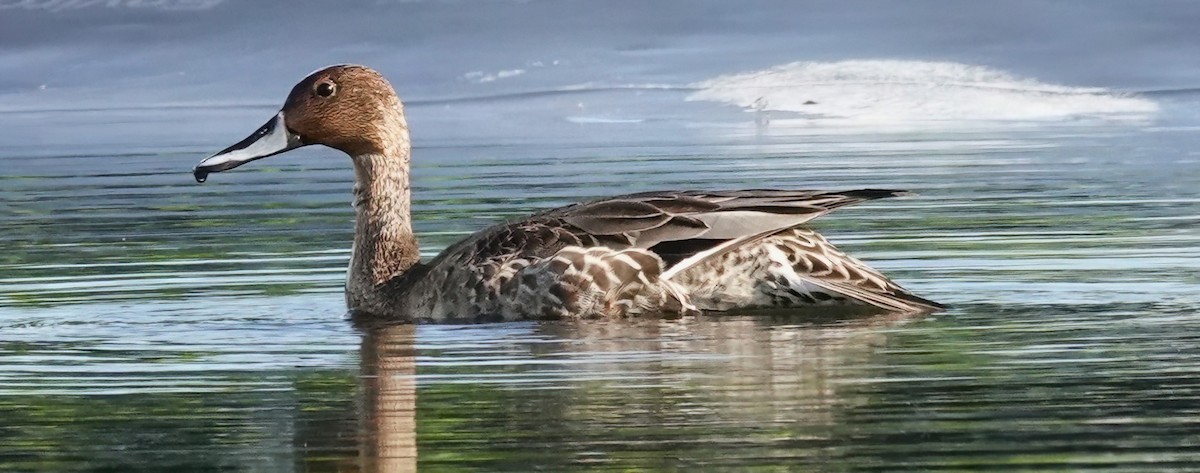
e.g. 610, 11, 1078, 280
192, 111, 302, 183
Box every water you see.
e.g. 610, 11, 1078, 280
3, 1, 1200, 471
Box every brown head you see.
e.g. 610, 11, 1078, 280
193, 64, 408, 182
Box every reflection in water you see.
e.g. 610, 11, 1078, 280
358, 324, 417, 473
531, 312, 918, 468
343, 311, 920, 471
344, 308, 1200, 471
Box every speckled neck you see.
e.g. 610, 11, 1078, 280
347, 116, 419, 305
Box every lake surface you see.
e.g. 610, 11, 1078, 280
3, 1, 1200, 471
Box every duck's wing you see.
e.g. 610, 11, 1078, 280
535, 188, 913, 250
556, 189, 941, 313
437, 188, 909, 267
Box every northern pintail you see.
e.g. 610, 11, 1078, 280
193, 65, 943, 321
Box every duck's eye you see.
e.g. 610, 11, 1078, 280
315, 82, 336, 98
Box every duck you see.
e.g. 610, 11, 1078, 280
192, 64, 943, 322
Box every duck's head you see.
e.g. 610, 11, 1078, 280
193, 64, 406, 183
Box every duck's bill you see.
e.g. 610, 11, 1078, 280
192, 111, 302, 183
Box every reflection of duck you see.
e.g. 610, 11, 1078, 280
192, 65, 942, 321
542, 310, 917, 416
358, 325, 417, 473
336, 311, 921, 469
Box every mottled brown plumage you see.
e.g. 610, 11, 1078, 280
193, 65, 943, 322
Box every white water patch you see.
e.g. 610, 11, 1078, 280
565, 116, 645, 124
463, 69, 527, 84
688, 60, 1158, 126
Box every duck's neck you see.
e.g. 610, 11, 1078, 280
350, 140, 420, 290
